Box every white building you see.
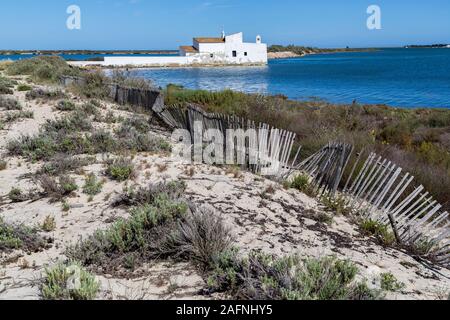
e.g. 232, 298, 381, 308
70, 32, 267, 67
179, 32, 268, 65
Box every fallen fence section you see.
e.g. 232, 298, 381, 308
304, 144, 449, 268
158, 104, 300, 178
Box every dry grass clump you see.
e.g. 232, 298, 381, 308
82, 173, 103, 196
38, 155, 96, 176
165, 85, 450, 211
37, 175, 78, 201
159, 206, 233, 270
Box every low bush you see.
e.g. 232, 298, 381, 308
6, 56, 80, 84
17, 84, 32, 91
8, 187, 30, 202
111, 181, 187, 208
41, 262, 99, 300
38, 155, 95, 176
0, 76, 17, 94
360, 219, 395, 246
56, 100, 76, 111
0, 159, 7, 170
41, 215, 56, 232
3, 110, 34, 123
105, 157, 135, 181
37, 175, 78, 201
0, 96, 22, 110
206, 251, 383, 300
160, 206, 233, 270
25, 88, 67, 100
67, 183, 189, 273
289, 174, 316, 197
82, 173, 103, 196
70, 71, 110, 99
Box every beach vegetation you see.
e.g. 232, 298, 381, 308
41, 261, 99, 300
165, 85, 450, 212
6, 56, 80, 84
0, 96, 22, 110
0, 217, 49, 253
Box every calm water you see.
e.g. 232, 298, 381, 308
2, 48, 450, 108
129, 48, 450, 108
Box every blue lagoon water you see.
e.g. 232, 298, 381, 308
129, 48, 450, 108
2, 48, 450, 108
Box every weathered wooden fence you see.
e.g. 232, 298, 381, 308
303, 145, 449, 268
157, 104, 301, 178
60, 75, 164, 112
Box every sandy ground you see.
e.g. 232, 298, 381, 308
1, 77, 449, 300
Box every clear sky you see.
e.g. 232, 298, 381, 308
1, 0, 449, 50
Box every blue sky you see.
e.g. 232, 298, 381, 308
0, 0, 449, 50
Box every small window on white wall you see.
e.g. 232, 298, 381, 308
232, 51, 237, 57
210, 54, 214, 58
244, 52, 248, 56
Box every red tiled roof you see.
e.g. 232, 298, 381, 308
180, 46, 199, 53
193, 37, 225, 43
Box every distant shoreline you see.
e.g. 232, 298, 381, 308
0, 50, 178, 56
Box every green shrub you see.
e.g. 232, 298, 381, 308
37, 175, 78, 201
207, 251, 383, 300
321, 196, 351, 216
67, 184, 189, 273
289, 174, 316, 197
41, 262, 99, 300
41, 215, 56, 232
56, 100, 76, 111
360, 220, 395, 246
0, 159, 6, 170
0, 217, 48, 253
105, 157, 134, 181
26, 88, 67, 100
0, 76, 17, 94
6, 56, 80, 84
82, 173, 103, 196
380, 272, 405, 292
8, 187, 29, 202
0, 96, 22, 110
17, 84, 32, 91
71, 71, 110, 99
